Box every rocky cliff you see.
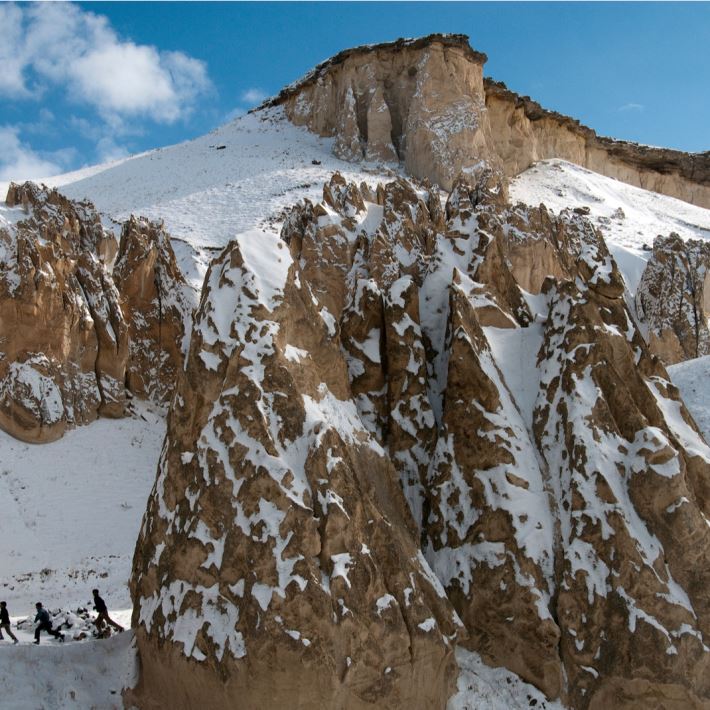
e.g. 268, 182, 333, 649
130, 171, 710, 708
264, 34, 710, 209
0, 183, 192, 441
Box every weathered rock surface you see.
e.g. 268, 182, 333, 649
129, 230, 461, 709
636, 233, 710, 365
0, 183, 192, 441
0, 182, 128, 442
131, 171, 710, 708
114, 216, 194, 407
264, 34, 710, 208
267, 34, 493, 190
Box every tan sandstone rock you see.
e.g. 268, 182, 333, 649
113, 216, 193, 407
129, 230, 462, 710
130, 170, 710, 709
264, 34, 710, 209
635, 233, 710, 365
0, 182, 128, 442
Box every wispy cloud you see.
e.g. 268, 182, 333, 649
618, 102, 645, 113
0, 3, 212, 124
240, 88, 268, 106
0, 125, 68, 181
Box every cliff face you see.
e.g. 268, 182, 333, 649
635, 234, 710, 365
484, 80, 710, 209
113, 216, 194, 407
268, 34, 496, 191
130, 171, 710, 709
266, 34, 710, 208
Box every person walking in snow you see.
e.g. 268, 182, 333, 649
33, 602, 64, 644
92, 589, 123, 635
0, 601, 19, 644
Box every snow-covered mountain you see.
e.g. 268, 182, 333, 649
2, 32, 710, 710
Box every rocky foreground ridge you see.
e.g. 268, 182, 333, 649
126, 170, 710, 709
263, 33, 710, 209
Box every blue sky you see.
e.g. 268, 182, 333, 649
1, 2, 708, 181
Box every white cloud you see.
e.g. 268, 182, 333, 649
95, 136, 130, 164
618, 102, 645, 113
240, 88, 268, 106
0, 2, 211, 124
0, 126, 65, 182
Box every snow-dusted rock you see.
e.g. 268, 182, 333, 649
129, 230, 461, 709
130, 169, 710, 708
535, 273, 710, 708
114, 216, 194, 407
0, 183, 192, 442
636, 233, 710, 364
0, 182, 127, 442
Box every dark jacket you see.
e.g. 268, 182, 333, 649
35, 608, 50, 625
0, 607, 9, 625
93, 595, 107, 614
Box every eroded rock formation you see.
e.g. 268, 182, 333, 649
636, 233, 710, 365
114, 216, 193, 407
264, 34, 710, 208
131, 171, 710, 708
0, 183, 192, 441
129, 229, 461, 709
0, 182, 128, 442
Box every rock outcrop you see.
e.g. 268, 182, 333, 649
266, 35, 493, 190
129, 229, 461, 709
636, 233, 710, 365
0, 183, 192, 441
0, 182, 128, 442
264, 34, 710, 209
131, 171, 710, 708
114, 216, 193, 407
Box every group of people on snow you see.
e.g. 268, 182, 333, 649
0, 590, 123, 645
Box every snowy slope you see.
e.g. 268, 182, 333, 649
668, 355, 710, 442
510, 159, 710, 295
0, 630, 137, 710
0, 108, 394, 291
0, 401, 164, 616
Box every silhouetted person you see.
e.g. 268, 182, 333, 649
0, 601, 19, 644
92, 589, 123, 635
33, 602, 64, 644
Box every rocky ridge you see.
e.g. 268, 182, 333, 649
0, 182, 193, 442
130, 170, 710, 708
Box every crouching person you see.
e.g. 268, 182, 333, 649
92, 589, 123, 636
34, 602, 64, 644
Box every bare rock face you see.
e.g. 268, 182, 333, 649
265, 34, 710, 209
636, 234, 710, 365
333, 85, 364, 162
129, 231, 461, 709
0, 182, 128, 442
365, 85, 398, 163
268, 34, 493, 190
131, 170, 710, 709
114, 216, 194, 407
